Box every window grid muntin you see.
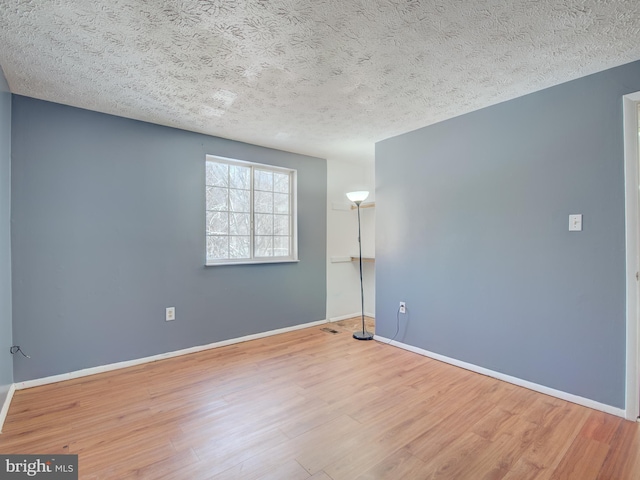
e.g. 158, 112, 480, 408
206, 161, 252, 261
253, 167, 292, 258
206, 156, 296, 265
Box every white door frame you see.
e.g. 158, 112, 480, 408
623, 92, 640, 421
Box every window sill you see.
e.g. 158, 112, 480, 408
205, 258, 300, 267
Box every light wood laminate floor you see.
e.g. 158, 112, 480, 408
1, 318, 639, 479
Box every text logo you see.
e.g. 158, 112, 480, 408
0, 455, 78, 479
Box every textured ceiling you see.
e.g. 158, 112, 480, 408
1, 1, 640, 163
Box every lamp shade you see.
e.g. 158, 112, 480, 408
346, 191, 369, 203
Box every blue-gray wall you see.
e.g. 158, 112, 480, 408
11, 96, 326, 382
376, 60, 640, 409
0, 68, 13, 408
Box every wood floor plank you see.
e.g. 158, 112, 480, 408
253, 460, 310, 480
515, 400, 591, 474
308, 472, 333, 480
294, 414, 374, 475
323, 398, 440, 480
189, 425, 290, 478
355, 446, 428, 480
596, 419, 640, 480
460, 419, 539, 480
549, 436, 610, 480
502, 458, 545, 480
117, 448, 200, 480
417, 431, 493, 479
405, 383, 513, 463
211, 413, 364, 479
0, 317, 638, 479
579, 410, 623, 444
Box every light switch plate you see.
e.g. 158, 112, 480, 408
569, 214, 582, 231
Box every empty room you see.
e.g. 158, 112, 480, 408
2, 1, 640, 478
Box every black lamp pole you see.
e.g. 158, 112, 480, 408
353, 200, 373, 341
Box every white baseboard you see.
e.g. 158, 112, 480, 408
0, 383, 16, 433
329, 312, 376, 322
329, 312, 360, 322
375, 336, 626, 419
15, 319, 328, 391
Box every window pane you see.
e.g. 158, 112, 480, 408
206, 162, 228, 187
274, 173, 289, 193
230, 236, 250, 259
229, 189, 250, 212
274, 215, 289, 235
230, 213, 250, 235
274, 193, 289, 214
206, 186, 228, 211
229, 165, 250, 189
254, 191, 273, 213
254, 169, 273, 191
206, 156, 296, 264
255, 214, 273, 235
255, 236, 273, 257
206, 211, 228, 235
207, 235, 229, 260
274, 236, 289, 257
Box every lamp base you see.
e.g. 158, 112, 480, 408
353, 331, 374, 341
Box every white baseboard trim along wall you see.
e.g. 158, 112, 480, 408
13, 319, 328, 391
374, 335, 627, 419
0, 384, 16, 433
329, 312, 376, 322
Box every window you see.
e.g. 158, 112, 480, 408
205, 155, 298, 265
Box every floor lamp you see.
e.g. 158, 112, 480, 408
347, 191, 373, 341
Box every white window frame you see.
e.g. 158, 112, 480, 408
205, 154, 299, 266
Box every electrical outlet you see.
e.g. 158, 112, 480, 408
399, 301, 406, 314
166, 307, 175, 321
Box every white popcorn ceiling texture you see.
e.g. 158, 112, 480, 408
1, 0, 640, 162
